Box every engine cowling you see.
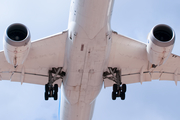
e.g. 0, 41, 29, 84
146, 24, 175, 67
3, 23, 31, 67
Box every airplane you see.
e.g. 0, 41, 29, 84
0, 0, 180, 120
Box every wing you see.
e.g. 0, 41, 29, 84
0, 31, 68, 86
104, 31, 180, 87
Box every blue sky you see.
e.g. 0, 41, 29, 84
0, 0, 180, 120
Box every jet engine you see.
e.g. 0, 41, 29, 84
3, 23, 31, 67
146, 24, 175, 67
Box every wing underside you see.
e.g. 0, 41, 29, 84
0, 31, 68, 86
104, 31, 180, 87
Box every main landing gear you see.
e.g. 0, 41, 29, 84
112, 83, 126, 100
45, 83, 58, 100
45, 67, 65, 101
103, 67, 127, 100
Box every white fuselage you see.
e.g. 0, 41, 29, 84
60, 0, 114, 120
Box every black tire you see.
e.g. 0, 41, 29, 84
45, 84, 49, 92
54, 92, 58, 100
112, 91, 116, 100
45, 92, 49, 100
122, 84, 127, 93
54, 84, 58, 92
113, 84, 117, 92
120, 92, 125, 100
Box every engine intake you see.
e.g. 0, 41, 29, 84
7, 24, 27, 41
5, 23, 30, 47
153, 25, 173, 42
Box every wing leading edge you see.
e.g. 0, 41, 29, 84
0, 31, 68, 86
104, 31, 180, 87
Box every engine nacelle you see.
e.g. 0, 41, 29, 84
3, 23, 31, 67
147, 24, 175, 67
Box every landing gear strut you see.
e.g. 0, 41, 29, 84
44, 67, 65, 101
103, 67, 127, 100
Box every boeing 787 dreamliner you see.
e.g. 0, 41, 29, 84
0, 0, 180, 120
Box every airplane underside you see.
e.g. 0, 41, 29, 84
0, 0, 178, 120
60, 0, 114, 119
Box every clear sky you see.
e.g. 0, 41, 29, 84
0, 0, 180, 120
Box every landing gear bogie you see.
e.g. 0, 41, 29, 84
44, 67, 65, 101
44, 84, 59, 101
112, 84, 126, 100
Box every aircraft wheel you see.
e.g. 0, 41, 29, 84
112, 91, 116, 100
120, 92, 125, 100
122, 84, 126, 93
54, 84, 58, 92
45, 84, 49, 92
45, 92, 49, 100
54, 92, 58, 100
113, 84, 117, 92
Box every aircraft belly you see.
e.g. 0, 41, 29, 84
61, 36, 107, 120
61, 87, 96, 120
60, 0, 114, 119
64, 44, 105, 104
